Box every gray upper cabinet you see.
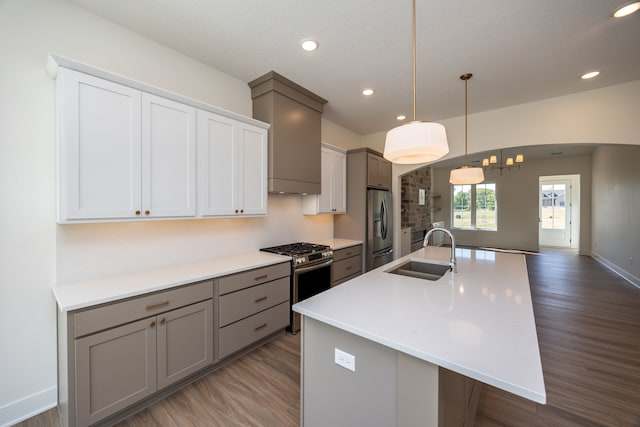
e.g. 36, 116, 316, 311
367, 153, 391, 190
249, 71, 327, 195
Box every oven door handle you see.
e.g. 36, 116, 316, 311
294, 259, 333, 274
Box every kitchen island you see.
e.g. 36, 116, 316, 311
293, 246, 545, 427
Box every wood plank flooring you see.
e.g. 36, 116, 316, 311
475, 251, 640, 427
13, 250, 640, 426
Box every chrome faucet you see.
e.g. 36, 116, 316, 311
423, 227, 457, 273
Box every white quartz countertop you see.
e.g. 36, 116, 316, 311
53, 252, 290, 312
293, 246, 546, 404
316, 238, 363, 250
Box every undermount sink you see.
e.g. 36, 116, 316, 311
386, 259, 451, 281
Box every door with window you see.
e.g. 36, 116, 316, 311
539, 178, 572, 247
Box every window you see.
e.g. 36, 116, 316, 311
452, 183, 497, 230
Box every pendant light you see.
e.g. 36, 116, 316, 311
383, 0, 449, 164
449, 73, 484, 184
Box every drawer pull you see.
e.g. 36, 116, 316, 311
254, 323, 267, 332
254, 296, 268, 303
145, 300, 170, 311
345, 252, 353, 256
150, 321, 156, 328
254, 274, 268, 281
160, 318, 166, 325
345, 266, 353, 270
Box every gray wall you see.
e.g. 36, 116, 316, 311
431, 153, 593, 253
591, 145, 640, 284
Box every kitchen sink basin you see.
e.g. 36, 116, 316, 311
386, 259, 451, 281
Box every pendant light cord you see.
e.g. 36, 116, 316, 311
464, 76, 468, 164
412, 0, 417, 122
460, 73, 473, 165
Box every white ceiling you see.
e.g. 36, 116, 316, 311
65, 0, 640, 136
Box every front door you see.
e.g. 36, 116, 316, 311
539, 178, 571, 248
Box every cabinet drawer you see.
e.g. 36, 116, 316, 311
332, 255, 362, 284
219, 277, 289, 327
218, 301, 289, 359
218, 262, 290, 295
74, 280, 213, 338
333, 244, 362, 262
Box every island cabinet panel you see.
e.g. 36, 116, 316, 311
215, 262, 290, 360
302, 317, 444, 427
301, 317, 398, 427
331, 244, 363, 286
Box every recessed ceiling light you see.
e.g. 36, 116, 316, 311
396, 115, 406, 121
362, 88, 374, 96
613, 1, 640, 17
581, 71, 600, 79
300, 38, 318, 52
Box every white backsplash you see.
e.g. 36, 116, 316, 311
56, 195, 333, 283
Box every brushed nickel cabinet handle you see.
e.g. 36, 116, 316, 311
254, 274, 268, 281
254, 323, 267, 332
150, 321, 156, 328
145, 300, 170, 311
254, 296, 268, 303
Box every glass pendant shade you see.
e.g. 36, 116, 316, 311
449, 165, 485, 184
384, 121, 449, 164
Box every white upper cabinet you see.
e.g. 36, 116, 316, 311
199, 111, 267, 217
58, 69, 143, 221
52, 55, 269, 223
141, 93, 196, 218
303, 145, 347, 215
58, 68, 196, 222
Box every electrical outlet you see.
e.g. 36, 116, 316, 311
334, 348, 356, 372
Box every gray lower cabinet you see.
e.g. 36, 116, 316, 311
57, 261, 291, 427
332, 244, 363, 286
59, 280, 214, 427
215, 262, 290, 360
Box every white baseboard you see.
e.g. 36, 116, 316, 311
0, 386, 57, 427
591, 252, 640, 290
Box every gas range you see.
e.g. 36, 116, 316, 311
261, 242, 334, 333
261, 242, 333, 268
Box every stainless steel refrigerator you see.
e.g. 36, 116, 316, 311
366, 189, 394, 271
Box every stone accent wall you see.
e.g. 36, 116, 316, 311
400, 165, 433, 231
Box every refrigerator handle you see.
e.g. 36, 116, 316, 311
381, 199, 387, 240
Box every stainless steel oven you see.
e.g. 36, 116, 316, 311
261, 242, 333, 333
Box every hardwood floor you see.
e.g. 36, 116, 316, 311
14, 250, 640, 426
475, 251, 640, 427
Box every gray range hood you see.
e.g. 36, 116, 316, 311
249, 71, 327, 195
